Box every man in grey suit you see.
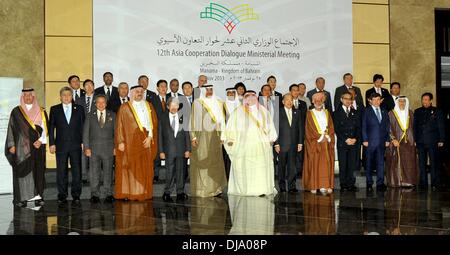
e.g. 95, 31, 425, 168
193, 74, 208, 100
159, 97, 191, 202
83, 95, 116, 203
306, 77, 333, 112
75, 79, 96, 184
333, 73, 364, 111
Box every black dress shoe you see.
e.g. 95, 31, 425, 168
82, 179, 89, 185
153, 176, 159, 183
176, 193, 188, 201
90, 196, 100, 203
288, 188, 299, 193
279, 189, 287, 193
214, 193, 223, 197
162, 193, 173, 202
366, 186, 374, 192
57, 198, 67, 204
377, 184, 387, 192
104, 196, 115, 203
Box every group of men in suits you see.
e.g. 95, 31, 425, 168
37, 70, 447, 205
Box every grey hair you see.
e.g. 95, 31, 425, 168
60, 86, 73, 96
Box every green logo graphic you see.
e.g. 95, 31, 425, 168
200, 3, 259, 34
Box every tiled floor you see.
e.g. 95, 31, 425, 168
1, 171, 450, 235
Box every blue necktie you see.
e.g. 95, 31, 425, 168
375, 108, 382, 123
64, 106, 71, 124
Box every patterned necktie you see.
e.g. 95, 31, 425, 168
86, 96, 91, 113
99, 111, 105, 128
75, 90, 80, 101
162, 97, 166, 111
106, 87, 111, 100
294, 100, 298, 109
171, 115, 176, 137
346, 107, 350, 117
376, 108, 382, 123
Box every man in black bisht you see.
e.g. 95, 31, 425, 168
5, 88, 48, 207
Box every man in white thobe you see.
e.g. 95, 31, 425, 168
222, 90, 278, 196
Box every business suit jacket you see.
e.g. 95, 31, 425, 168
109, 96, 130, 113
413, 106, 446, 146
362, 106, 390, 148
158, 112, 191, 158
333, 105, 362, 148
306, 89, 333, 112
334, 85, 365, 110
94, 86, 119, 112
75, 94, 95, 115
365, 87, 395, 111
275, 108, 304, 152
144, 89, 158, 103
49, 103, 85, 152
71, 88, 86, 103
151, 94, 169, 119
177, 95, 192, 131
82, 110, 116, 156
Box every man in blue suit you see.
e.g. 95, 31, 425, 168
362, 92, 390, 192
49, 86, 85, 205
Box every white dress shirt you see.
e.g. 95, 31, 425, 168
97, 109, 106, 122
371, 105, 382, 120
284, 107, 292, 125
132, 100, 152, 137
103, 85, 113, 95
312, 109, 330, 142
73, 89, 81, 100
169, 112, 179, 137
120, 97, 128, 104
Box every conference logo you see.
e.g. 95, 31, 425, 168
200, 3, 259, 34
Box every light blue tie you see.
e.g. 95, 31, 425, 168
375, 107, 382, 123
64, 106, 71, 124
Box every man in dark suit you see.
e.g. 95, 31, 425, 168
414, 93, 446, 191
334, 73, 364, 111
365, 74, 395, 111
75, 79, 96, 184
168, 79, 183, 98
152, 79, 170, 182
306, 77, 333, 112
138, 75, 158, 104
110, 82, 129, 113
274, 94, 304, 193
159, 97, 191, 202
289, 84, 307, 177
68, 75, 85, 102
267, 75, 282, 106
181, 81, 194, 182
94, 72, 119, 112
333, 91, 361, 191
362, 92, 390, 192
49, 87, 85, 204
83, 95, 116, 203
